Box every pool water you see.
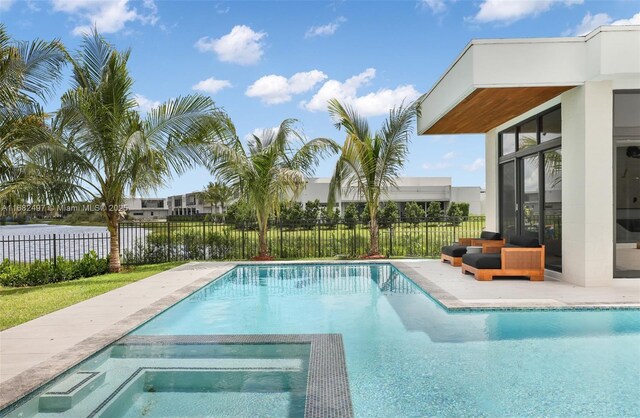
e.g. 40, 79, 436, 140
4, 263, 640, 417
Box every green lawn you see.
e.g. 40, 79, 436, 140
0, 261, 184, 331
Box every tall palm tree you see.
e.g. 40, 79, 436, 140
328, 98, 417, 257
208, 119, 338, 259
0, 24, 67, 203
24, 31, 228, 272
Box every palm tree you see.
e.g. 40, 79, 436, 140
328, 98, 416, 257
208, 119, 338, 259
201, 181, 234, 214
0, 24, 67, 203
24, 31, 228, 272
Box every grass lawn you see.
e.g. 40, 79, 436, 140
0, 261, 184, 331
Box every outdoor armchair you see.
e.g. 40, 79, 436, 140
461, 235, 545, 281
440, 231, 504, 267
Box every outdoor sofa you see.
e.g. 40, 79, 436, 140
440, 231, 505, 267
461, 235, 545, 281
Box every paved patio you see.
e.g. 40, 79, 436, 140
1, 259, 638, 410
393, 259, 640, 310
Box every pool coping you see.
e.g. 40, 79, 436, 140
2, 259, 638, 412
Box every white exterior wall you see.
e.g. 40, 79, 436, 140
450, 187, 483, 215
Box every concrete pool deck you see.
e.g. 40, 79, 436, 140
1, 259, 639, 410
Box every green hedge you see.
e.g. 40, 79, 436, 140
0, 251, 108, 287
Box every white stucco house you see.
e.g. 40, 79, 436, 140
418, 25, 640, 286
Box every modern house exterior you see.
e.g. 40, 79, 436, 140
418, 25, 640, 286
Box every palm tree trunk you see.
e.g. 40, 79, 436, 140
106, 211, 121, 272
369, 216, 380, 256
258, 215, 269, 258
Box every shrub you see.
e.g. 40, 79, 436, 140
403, 202, 425, 224
320, 207, 340, 228
426, 201, 443, 221
303, 200, 321, 229
0, 251, 108, 287
456, 202, 470, 218
343, 203, 359, 229
225, 201, 255, 228
378, 201, 399, 229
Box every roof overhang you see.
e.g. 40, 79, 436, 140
418, 26, 640, 135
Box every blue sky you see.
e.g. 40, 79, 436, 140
1, 0, 639, 197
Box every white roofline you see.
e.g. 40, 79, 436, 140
419, 25, 638, 107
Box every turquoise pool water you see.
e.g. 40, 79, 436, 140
4, 263, 640, 417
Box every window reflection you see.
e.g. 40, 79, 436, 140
541, 109, 561, 143
518, 119, 537, 150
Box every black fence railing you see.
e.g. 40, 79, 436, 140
0, 216, 486, 266
0, 233, 110, 267
119, 216, 486, 264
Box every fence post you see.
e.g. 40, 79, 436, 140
389, 224, 393, 257
202, 220, 206, 260
166, 222, 171, 262
52, 234, 57, 269
241, 222, 246, 259
425, 218, 429, 257
317, 222, 321, 258
279, 219, 283, 258
352, 225, 356, 257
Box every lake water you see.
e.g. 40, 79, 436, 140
0, 224, 109, 236
0, 224, 118, 263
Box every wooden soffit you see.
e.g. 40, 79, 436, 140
423, 86, 575, 134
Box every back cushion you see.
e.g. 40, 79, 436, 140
509, 235, 540, 247
480, 231, 502, 240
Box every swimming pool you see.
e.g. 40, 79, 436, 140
4, 263, 640, 417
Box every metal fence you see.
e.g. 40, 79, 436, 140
118, 216, 486, 264
0, 216, 486, 265
0, 233, 110, 267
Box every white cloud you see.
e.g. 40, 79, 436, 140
195, 25, 266, 65
422, 161, 452, 170
472, 0, 583, 24
134, 94, 160, 113
305, 16, 346, 38
301, 68, 420, 117
442, 151, 455, 160
192, 77, 232, 95
0, 0, 15, 12
244, 127, 279, 143
246, 70, 327, 105
421, 0, 447, 14
464, 158, 485, 172
52, 0, 159, 36
567, 11, 640, 36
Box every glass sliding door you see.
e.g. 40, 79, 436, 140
499, 162, 517, 238
614, 91, 640, 278
498, 105, 562, 271
543, 149, 562, 271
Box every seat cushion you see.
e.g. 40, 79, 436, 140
462, 253, 502, 269
479, 231, 502, 240
441, 245, 467, 257
509, 235, 540, 248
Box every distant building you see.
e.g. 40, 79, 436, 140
124, 198, 169, 220
137, 177, 484, 219
298, 177, 484, 216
